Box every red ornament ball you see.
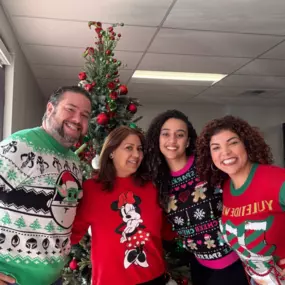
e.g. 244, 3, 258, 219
108, 27, 113, 33
69, 258, 78, 271
110, 91, 118, 100
95, 27, 102, 34
84, 83, 93, 92
106, 50, 111, 56
118, 85, 128, 95
96, 22, 102, 27
127, 103, 137, 114
97, 113, 109, 125
118, 33, 121, 37
74, 142, 81, 149
88, 47, 95, 55
114, 78, 120, 83
78, 72, 87, 80
107, 82, 116, 90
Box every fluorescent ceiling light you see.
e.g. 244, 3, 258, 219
132, 70, 226, 83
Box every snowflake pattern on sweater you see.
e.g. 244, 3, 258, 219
0, 127, 82, 285
166, 156, 234, 263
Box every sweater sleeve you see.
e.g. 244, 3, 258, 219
0, 137, 30, 188
71, 180, 94, 244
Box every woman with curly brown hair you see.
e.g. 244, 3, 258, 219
196, 115, 285, 285
145, 110, 248, 285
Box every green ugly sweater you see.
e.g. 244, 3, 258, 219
0, 127, 82, 285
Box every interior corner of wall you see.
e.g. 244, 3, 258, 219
3, 55, 15, 139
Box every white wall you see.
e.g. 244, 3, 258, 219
138, 103, 285, 167
0, 5, 45, 137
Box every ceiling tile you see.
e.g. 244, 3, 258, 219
194, 86, 285, 106
37, 78, 77, 98
22, 45, 143, 69
139, 53, 250, 73
11, 17, 157, 52
2, 0, 172, 26
261, 41, 285, 59
149, 29, 283, 57
128, 82, 208, 104
215, 74, 285, 89
32, 65, 82, 80
32, 64, 133, 83
164, 0, 285, 35
236, 59, 285, 76
198, 86, 283, 98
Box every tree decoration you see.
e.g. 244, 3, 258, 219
127, 103, 137, 114
63, 21, 142, 285
69, 258, 78, 271
96, 112, 109, 125
78, 72, 87, 80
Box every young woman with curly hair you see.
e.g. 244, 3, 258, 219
145, 110, 248, 285
196, 115, 285, 285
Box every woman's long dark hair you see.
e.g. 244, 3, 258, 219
97, 126, 149, 191
145, 110, 197, 208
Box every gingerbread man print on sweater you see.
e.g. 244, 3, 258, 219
111, 191, 150, 269
191, 181, 207, 203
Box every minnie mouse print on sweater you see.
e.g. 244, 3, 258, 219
111, 191, 150, 269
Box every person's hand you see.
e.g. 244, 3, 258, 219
0, 273, 15, 284
278, 258, 285, 276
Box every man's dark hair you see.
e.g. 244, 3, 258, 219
43, 86, 92, 121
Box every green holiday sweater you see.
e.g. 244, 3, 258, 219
221, 164, 285, 284
0, 127, 82, 285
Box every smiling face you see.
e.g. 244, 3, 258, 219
210, 129, 250, 177
45, 91, 91, 147
159, 118, 189, 162
112, 134, 144, 177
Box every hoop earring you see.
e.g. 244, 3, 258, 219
211, 163, 218, 172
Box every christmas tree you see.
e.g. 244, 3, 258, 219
62, 21, 141, 285
1, 212, 12, 225
74, 21, 141, 179
14, 216, 26, 229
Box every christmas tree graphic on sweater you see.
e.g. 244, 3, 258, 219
0, 127, 82, 285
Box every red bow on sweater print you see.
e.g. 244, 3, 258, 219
111, 191, 150, 269
118, 191, 135, 208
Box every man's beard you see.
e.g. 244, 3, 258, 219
56, 122, 80, 144
46, 113, 81, 146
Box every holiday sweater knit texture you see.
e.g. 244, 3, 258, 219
166, 156, 238, 269
0, 127, 82, 285
221, 164, 285, 284
71, 177, 169, 285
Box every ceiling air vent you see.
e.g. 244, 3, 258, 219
239, 90, 266, 97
